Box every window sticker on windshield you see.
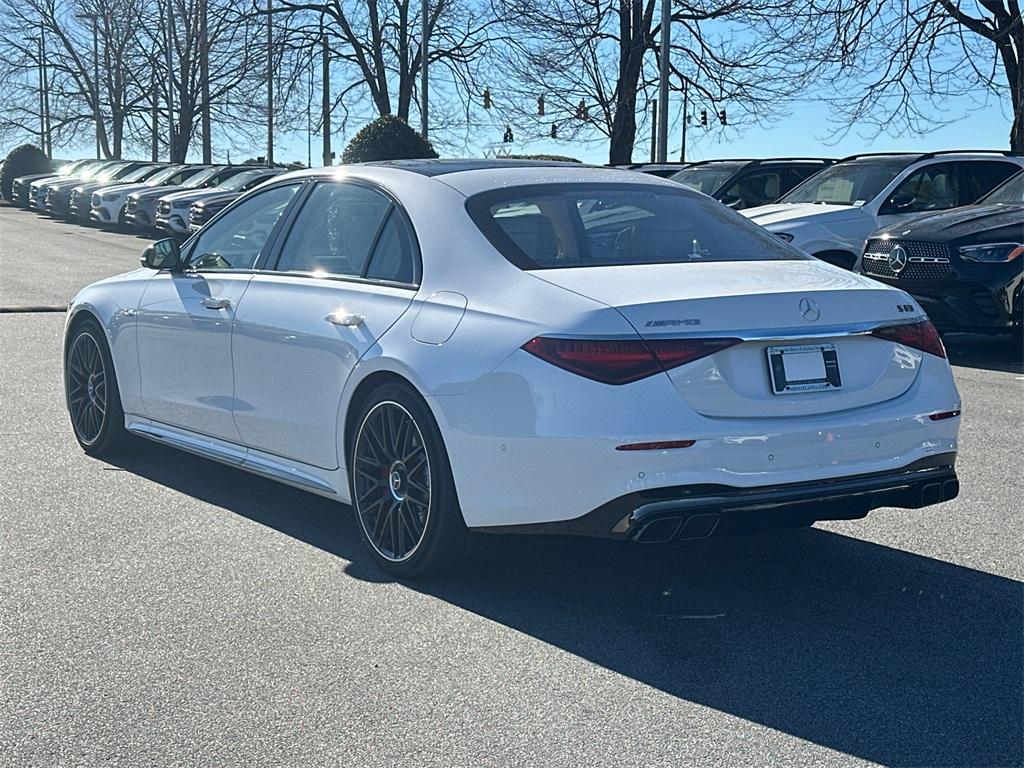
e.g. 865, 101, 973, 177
853, 200, 866, 206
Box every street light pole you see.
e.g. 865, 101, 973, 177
420, 0, 428, 140
200, 0, 211, 163
266, 0, 274, 166
322, 35, 332, 166
657, 0, 670, 163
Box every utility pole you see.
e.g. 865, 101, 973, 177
150, 66, 159, 162
266, 0, 274, 166
420, 0, 428, 140
200, 0, 211, 163
42, 30, 51, 157
657, 0, 670, 163
307, 48, 313, 168
650, 100, 658, 163
322, 35, 332, 166
163, 0, 176, 162
680, 78, 688, 163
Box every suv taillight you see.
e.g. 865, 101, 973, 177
522, 336, 741, 385
871, 319, 946, 358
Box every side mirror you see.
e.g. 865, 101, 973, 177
719, 193, 742, 208
140, 238, 182, 271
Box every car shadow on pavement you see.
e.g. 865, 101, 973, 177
943, 332, 1023, 373
110, 440, 1023, 767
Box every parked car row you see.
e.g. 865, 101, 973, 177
621, 151, 1022, 344
6, 158, 284, 238
7, 151, 1020, 345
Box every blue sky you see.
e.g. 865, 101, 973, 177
10, 67, 1014, 166
269, 90, 1015, 166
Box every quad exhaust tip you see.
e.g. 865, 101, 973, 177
633, 512, 721, 543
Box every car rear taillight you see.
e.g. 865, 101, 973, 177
871, 319, 946, 358
522, 336, 741, 385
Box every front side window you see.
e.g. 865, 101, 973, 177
275, 182, 392, 277
885, 163, 959, 213
187, 183, 300, 271
468, 184, 807, 270
781, 158, 912, 205
718, 170, 783, 208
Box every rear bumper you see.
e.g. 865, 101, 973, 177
481, 454, 959, 542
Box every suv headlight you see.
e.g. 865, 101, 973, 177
958, 243, 1024, 263
102, 192, 120, 201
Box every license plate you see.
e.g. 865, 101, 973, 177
767, 343, 842, 394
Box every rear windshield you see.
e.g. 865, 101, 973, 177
466, 184, 807, 269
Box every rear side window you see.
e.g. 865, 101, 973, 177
467, 184, 807, 269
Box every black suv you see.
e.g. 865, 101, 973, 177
667, 158, 834, 209
857, 171, 1024, 349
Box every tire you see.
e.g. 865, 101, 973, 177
64, 318, 130, 456
348, 382, 475, 578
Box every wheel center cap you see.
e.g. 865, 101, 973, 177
388, 462, 408, 501
87, 377, 97, 403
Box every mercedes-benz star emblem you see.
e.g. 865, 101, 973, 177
799, 296, 820, 322
888, 245, 908, 274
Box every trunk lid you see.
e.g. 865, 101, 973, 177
531, 261, 923, 418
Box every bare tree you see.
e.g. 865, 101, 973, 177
494, 0, 819, 164
267, 0, 499, 136
0, 0, 150, 158
805, 1, 1023, 153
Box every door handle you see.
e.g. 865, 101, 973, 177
202, 297, 232, 310
325, 311, 365, 327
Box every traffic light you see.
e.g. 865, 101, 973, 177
550, 122, 558, 139
700, 110, 708, 127
537, 95, 545, 116
576, 99, 588, 120
503, 125, 513, 143
718, 109, 727, 126
483, 88, 492, 109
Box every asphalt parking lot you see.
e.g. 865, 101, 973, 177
1, 204, 1021, 767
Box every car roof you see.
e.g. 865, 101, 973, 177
273, 159, 675, 197
356, 158, 589, 176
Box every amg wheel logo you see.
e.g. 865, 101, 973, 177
645, 319, 701, 327
798, 297, 821, 322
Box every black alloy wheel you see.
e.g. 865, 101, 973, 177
65, 319, 128, 455
350, 383, 475, 577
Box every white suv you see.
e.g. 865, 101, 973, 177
742, 151, 1024, 269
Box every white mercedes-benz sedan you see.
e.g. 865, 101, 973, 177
64, 160, 962, 576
